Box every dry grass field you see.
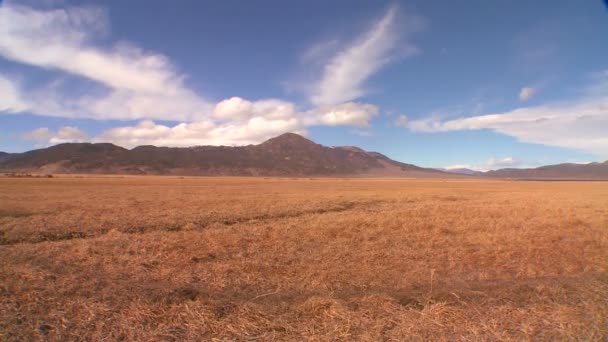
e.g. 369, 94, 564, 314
1, 176, 607, 340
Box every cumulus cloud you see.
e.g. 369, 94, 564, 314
212, 97, 380, 129
21, 127, 52, 141
519, 87, 536, 101
408, 74, 608, 157
310, 6, 422, 106
95, 118, 304, 148
91, 100, 379, 147
51, 126, 88, 143
21, 126, 88, 144
312, 102, 379, 127
214, 97, 255, 120
213, 97, 297, 121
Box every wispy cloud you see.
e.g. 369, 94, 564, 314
309, 6, 423, 106
0, 75, 28, 112
0, 3, 211, 121
409, 72, 608, 157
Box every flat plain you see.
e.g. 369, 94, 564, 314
1, 176, 607, 340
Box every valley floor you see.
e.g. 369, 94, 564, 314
1, 176, 607, 340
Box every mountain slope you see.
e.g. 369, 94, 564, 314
0, 152, 15, 162
0, 133, 451, 177
484, 162, 608, 180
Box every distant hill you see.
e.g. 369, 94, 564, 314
439, 168, 482, 176
484, 161, 608, 180
0, 133, 450, 177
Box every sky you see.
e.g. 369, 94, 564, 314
1, 0, 607, 170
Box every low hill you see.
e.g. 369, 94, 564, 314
484, 161, 608, 180
439, 168, 482, 176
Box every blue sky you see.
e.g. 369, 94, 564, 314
1, 0, 607, 170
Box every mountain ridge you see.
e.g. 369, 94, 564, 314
2, 134, 607, 179
0, 133, 450, 177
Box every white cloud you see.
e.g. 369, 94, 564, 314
1, 5, 173, 95
408, 73, 608, 157
91, 100, 379, 147
300, 39, 340, 65
213, 97, 299, 122
212, 97, 380, 128
80, 89, 209, 121
312, 102, 379, 127
0, 3, 212, 121
519, 87, 536, 101
51, 126, 88, 143
21, 126, 88, 144
0, 75, 28, 112
486, 157, 519, 168
95, 118, 304, 148
15, 94, 385, 148
3, 3, 400, 148
310, 6, 422, 106
214, 97, 254, 120
253, 100, 299, 120
445, 157, 521, 172
21, 127, 52, 141
445, 164, 474, 170
393, 114, 408, 127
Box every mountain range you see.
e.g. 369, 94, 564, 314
0, 133, 448, 177
1, 133, 606, 179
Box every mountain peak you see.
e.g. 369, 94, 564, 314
46, 142, 127, 154
260, 133, 316, 147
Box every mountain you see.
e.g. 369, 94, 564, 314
484, 162, 608, 180
0, 133, 450, 177
0, 152, 16, 162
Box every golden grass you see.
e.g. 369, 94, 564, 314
0, 176, 607, 340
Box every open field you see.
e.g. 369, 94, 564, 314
1, 176, 607, 340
